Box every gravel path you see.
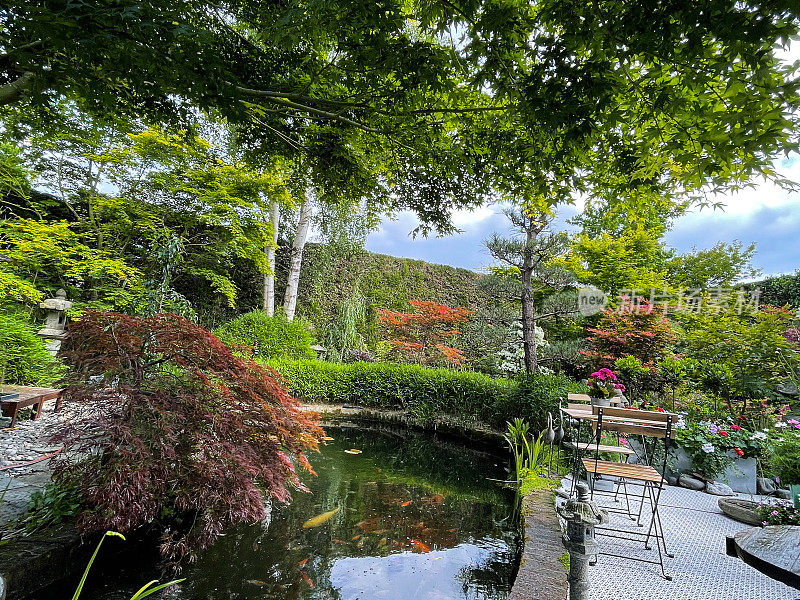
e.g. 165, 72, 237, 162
558, 475, 800, 600
0, 400, 86, 527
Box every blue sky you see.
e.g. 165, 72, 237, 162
365, 157, 800, 278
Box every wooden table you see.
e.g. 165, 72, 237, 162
728, 525, 800, 589
0, 385, 64, 427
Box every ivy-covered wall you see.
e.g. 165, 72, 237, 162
284, 244, 491, 349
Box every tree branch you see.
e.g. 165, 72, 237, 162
0, 71, 37, 106
237, 87, 379, 132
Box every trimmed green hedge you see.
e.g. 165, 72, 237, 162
0, 310, 62, 385
266, 358, 584, 430
215, 310, 316, 360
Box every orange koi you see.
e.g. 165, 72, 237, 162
300, 571, 315, 588
401, 500, 413, 507
410, 538, 431, 553
352, 534, 361, 540
298, 558, 309, 567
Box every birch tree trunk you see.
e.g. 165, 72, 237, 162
262, 201, 281, 315
282, 195, 313, 321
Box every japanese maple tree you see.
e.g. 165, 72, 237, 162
377, 300, 473, 366
53, 311, 323, 562
582, 300, 676, 371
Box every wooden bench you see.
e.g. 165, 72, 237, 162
0, 385, 64, 427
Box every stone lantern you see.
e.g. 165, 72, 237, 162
37, 289, 73, 356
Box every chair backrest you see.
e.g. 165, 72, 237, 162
567, 402, 592, 411
567, 393, 591, 403
592, 405, 677, 439
595, 406, 678, 424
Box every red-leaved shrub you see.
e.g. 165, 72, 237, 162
53, 312, 323, 562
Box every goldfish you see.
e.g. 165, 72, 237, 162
344, 449, 362, 455
300, 571, 315, 588
302, 506, 340, 528
378, 537, 388, 547
322, 436, 335, 441
298, 558, 309, 567
410, 539, 431, 553
401, 500, 413, 507
246, 580, 268, 587
352, 534, 361, 540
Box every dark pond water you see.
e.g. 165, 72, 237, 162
69, 426, 521, 600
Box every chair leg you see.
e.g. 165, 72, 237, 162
643, 483, 672, 580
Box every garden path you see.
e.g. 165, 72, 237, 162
558, 475, 800, 600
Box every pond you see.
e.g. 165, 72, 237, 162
67, 425, 521, 600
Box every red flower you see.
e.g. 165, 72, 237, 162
719, 430, 728, 436
734, 448, 744, 457
730, 424, 741, 431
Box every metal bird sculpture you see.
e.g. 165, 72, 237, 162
552, 411, 565, 475
545, 412, 556, 476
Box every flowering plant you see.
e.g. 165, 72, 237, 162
757, 498, 800, 526
677, 419, 766, 477
586, 368, 625, 398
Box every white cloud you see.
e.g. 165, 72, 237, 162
450, 205, 497, 227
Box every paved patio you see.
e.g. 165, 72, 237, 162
558, 476, 800, 600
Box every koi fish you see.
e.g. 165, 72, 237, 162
301, 571, 315, 588
333, 539, 346, 544
344, 449, 362, 455
352, 534, 361, 540
298, 558, 309, 567
410, 539, 431, 553
401, 500, 413, 507
378, 537, 388, 547
322, 436, 335, 441
302, 506, 340, 528
246, 579, 269, 587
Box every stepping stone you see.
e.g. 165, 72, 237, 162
679, 474, 705, 490
706, 481, 735, 496
757, 477, 777, 495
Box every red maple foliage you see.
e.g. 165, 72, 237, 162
377, 300, 473, 365
582, 300, 676, 370
53, 312, 323, 562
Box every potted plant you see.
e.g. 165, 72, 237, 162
587, 368, 625, 407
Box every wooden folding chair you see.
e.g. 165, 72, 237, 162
583, 405, 677, 580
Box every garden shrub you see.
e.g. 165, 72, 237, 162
0, 310, 62, 385
215, 310, 316, 360
497, 372, 585, 432
767, 429, 800, 486
268, 358, 582, 431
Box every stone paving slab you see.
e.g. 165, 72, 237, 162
559, 476, 800, 600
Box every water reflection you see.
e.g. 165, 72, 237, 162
69, 426, 520, 600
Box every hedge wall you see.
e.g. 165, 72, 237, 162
267, 358, 584, 431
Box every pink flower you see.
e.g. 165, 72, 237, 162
719, 430, 728, 436
730, 424, 741, 431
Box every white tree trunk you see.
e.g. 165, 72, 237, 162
262, 201, 281, 315
282, 195, 313, 321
